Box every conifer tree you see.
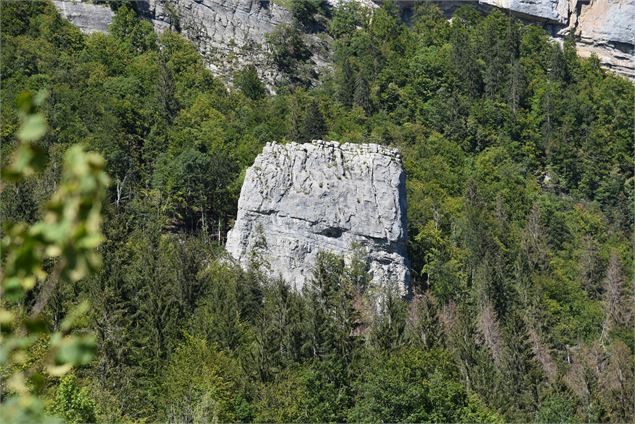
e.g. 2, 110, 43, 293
353, 73, 371, 114
300, 99, 326, 143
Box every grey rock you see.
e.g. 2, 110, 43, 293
570, 0, 635, 80
52, 0, 114, 34
53, 0, 634, 81
139, 0, 296, 86
226, 140, 411, 293
477, 0, 634, 80
479, 0, 571, 24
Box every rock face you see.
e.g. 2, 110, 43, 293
478, 0, 634, 79
138, 0, 295, 85
53, 0, 325, 86
479, 0, 571, 23
226, 141, 411, 293
53, 0, 634, 81
52, 0, 114, 34
571, 0, 635, 79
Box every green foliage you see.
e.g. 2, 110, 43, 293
0, 92, 108, 422
299, 98, 326, 142
161, 336, 251, 423
109, 5, 157, 53
535, 392, 577, 423
153, 147, 237, 232
266, 23, 312, 84
369, 284, 408, 351
290, 0, 325, 30
348, 348, 501, 423
234, 65, 267, 100
2, 2, 633, 423
328, 2, 368, 39
50, 374, 97, 424
253, 368, 310, 422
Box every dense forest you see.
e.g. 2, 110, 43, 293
1, 1, 633, 423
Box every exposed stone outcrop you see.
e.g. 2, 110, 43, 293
226, 141, 411, 293
569, 0, 634, 79
53, 0, 635, 80
53, 0, 633, 82
477, 0, 634, 79
53, 0, 331, 86
138, 0, 296, 85
479, 0, 571, 24
52, 0, 114, 34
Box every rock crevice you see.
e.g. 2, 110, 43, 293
226, 140, 411, 293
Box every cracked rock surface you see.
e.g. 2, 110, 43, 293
226, 140, 411, 293
479, 0, 634, 79
53, 0, 634, 81
52, 0, 114, 34
139, 0, 295, 85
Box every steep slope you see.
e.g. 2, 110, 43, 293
53, 0, 322, 85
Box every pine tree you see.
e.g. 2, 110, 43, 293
353, 73, 371, 114
300, 99, 326, 143
337, 58, 354, 107
370, 284, 408, 351
234, 65, 267, 100
520, 203, 549, 274
578, 235, 603, 299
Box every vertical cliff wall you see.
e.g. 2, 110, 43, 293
138, 0, 294, 84
53, 0, 634, 81
53, 0, 323, 85
478, 0, 634, 79
52, 0, 115, 33
569, 0, 634, 79
226, 141, 411, 293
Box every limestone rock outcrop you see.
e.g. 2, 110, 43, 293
226, 141, 411, 293
478, 0, 635, 79
570, 0, 634, 79
53, 0, 327, 86
53, 0, 634, 81
479, 0, 571, 24
138, 0, 295, 85
52, 0, 114, 34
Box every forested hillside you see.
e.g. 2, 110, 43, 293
1, 1, 633, 422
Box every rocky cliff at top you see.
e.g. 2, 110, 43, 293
53, 0, 634, 81
479, 0, 634, 79
54, 0, 322, 85
226, 141, 411, 293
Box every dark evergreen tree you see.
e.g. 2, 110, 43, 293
234, 65, 267, 100
337, 58, 354, 107
299, 99, 326, 143
353, 73, 371, 114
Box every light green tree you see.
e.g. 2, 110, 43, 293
0, 91, 109, 422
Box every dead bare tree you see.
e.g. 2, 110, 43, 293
600, 252, 625, 345
477, 299, 504, 367
527, 325, 556, 382
600, 340, 635, 422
